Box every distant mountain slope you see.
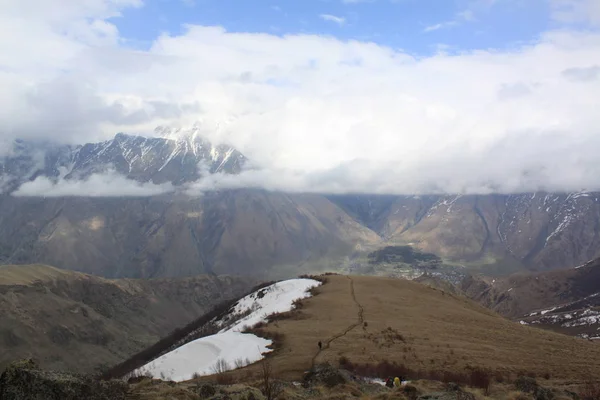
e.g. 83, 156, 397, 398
459, 259, 600, 339
0, 264, 251, 373
0, 191, 380, 278
330, 193, 600, 272
0, 134, 380, 279
4, 133, 600, 276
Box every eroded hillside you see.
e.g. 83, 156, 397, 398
0, 264, 251, 373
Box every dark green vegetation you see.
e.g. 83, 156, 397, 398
367, 246, 441, 267
0, 359, 127, 400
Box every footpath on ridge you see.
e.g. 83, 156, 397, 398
311, 276, 365, 367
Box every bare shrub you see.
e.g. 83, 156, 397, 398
124, 368, 153, 382
265, 311, 297, 322
338, 355, 350, 367
543, 372, 551, 380
403, 385, 419, 400
515, 376, 539, 393
215, 373, 234, 385
260, 358, 281, 400
291, 298, 304, 309
298, 274, 330, 284
245, 328, 285, 351
579, 382, 600, 400
210, 358, 231, 375
468, 368, 491, 395
308, 286, 322, 296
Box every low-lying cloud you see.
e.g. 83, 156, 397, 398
13, 171, 175, 197
1, 0, 600, 195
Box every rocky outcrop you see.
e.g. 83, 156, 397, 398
0, 359, 128, 400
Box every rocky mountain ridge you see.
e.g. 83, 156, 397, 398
0, 131, 245, 192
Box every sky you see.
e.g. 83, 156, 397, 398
2, 0, 600, 195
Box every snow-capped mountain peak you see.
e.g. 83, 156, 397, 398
0, 132, 246, 191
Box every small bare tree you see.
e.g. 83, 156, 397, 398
210, 358, 231, 375
234, 358, 246, 369
260, 358, 281, 400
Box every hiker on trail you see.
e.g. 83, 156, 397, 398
318, 341, 322, 350
385, 377, 394, 388
393, 377, 401, 388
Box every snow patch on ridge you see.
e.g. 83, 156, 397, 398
217, 278, 321, 333
135, 278, 321, 382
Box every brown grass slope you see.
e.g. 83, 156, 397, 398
0, 264, 251, 374
241, 275, 600, 382
461, 259, 600, 319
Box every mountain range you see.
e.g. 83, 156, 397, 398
2, 132, 600, 278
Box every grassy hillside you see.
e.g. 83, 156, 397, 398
0, 264, 251, 373
231, 274, 600, 382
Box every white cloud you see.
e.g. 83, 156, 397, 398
319, 14, 346, 25
562, 65, 600, 82
423, 21, 459, 32
422, 1, 485, 33
13, 171, 175, 197
1, 1, 600, 195
551, 0, 600, 26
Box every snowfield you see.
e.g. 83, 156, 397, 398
136, 332, 271, 382
217, 278, 322, 333
135, 278, 321, 382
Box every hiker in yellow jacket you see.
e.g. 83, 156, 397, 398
393, 377, 401, 388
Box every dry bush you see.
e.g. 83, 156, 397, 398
338, 356, 350, 367
579, 381, 600, 400
215, 373, 234, 385
341, 359, 413, 380
342, 358, 496, 395
249, 321, 267, 330
442, 371, 469, 384
244, 328, 286, 352
291, 298, 304, 309
298, 274, 331, 284
260, 358, 282, 400
210, 358, 231, 375
265, 310, 301, 323
542, 372, 551, 380
308, 286, 322, 296
403, 384, 419, 400
468, 368, 492, 396
506, 391, 533, 400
